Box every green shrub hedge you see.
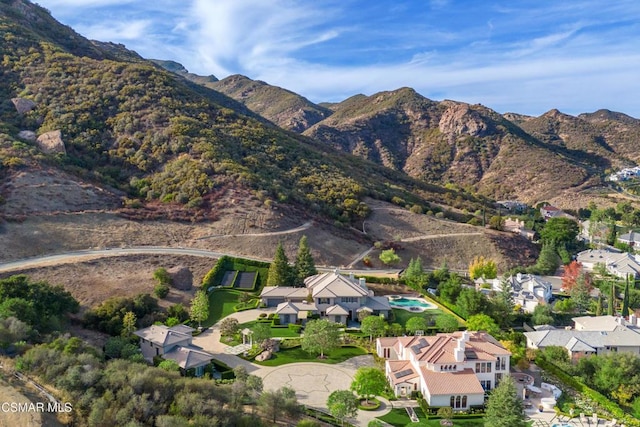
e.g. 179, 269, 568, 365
357, 398, 381, 411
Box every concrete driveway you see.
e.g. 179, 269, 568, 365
191, 308, 391, 426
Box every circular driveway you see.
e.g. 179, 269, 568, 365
261, 362, 357, 406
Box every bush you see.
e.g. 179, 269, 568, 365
287, 323, 302, 333
154, 283, 170, 299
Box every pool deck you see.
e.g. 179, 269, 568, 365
517, 365, 619, 427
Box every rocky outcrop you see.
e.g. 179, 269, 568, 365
438, 103, 489, 137
167, 266, 193, 290
18, 130, 36, 141
11, 98, 36, 114
36, 130, 66, 154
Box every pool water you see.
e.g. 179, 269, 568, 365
388, 297, 435, 309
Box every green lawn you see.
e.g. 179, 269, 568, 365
253, 345, 368, 367
204, 289, 246, 328
392, 308, 462, 329
239, 320, 301, 338
377, 409, 486, 427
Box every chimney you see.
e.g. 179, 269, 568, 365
461, 330, 470, 343
359, 277, 367, 289
349, 272, 354, 280
454, 339, 465, 362
516, 273, 522, 282
629, 314, 637, 325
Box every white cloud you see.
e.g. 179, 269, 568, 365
179, 0, 343, 76
76, 20, 152, 41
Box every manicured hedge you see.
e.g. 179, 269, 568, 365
357, 398, 381, 411
233, 299, 260, 312
202, 256, 270, 291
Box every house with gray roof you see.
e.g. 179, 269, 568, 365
134, 324, 214, 376
260, 271, 391, 325
524, 315, 640, 361
475, 273, 552, 313
577, 249, 640, 278
618, 231, 640, 247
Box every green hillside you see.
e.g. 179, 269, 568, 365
0, 0, 486, 224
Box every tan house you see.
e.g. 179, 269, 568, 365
260, 271, 391, 325
134, 324, 214, 376
376, 331, 510, 409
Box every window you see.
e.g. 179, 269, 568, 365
341, 297, 358, 303
480, 380, 491, 390
497, 357, 506, 370
318, 298, 330, 304
450, 395, 468, 409
475, 362, 491, 373
334, 316, 341, 322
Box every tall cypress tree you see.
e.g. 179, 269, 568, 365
608, 281, 615, 316
622, 276, 630, 318
267, 242, 291, 286
294, 235, 317, 286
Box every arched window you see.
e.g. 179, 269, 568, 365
462, 395, 467, 408
450, 396, 455, 407
455, 396, 461, 407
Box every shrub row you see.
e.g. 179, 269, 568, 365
202, 256, 270, 290
417, 399, 485, 417
233, 299, 260, 312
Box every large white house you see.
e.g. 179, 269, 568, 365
524, 315, 640, 362
376, 331, 511, 409
259, 271, 391, 325
476, 273, 553, 313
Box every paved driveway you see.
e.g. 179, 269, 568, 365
191, 308, 391, 426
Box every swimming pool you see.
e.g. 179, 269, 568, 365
387, 296, 436, 311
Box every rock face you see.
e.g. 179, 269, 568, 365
11, 97, 36, 114
18, 130, 36, 141
36, 130, 66, 154
438, 103, 489, 137
167, 266, 193, 290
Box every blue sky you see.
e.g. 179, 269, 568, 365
36, 0, 640, 117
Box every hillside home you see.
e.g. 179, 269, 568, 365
577, 249, 640, 278
475, 273, 552, 313
524, 315, 640, 361
134, 324, 214, 376
376, 331, 511, 409
540, 205, 564, 220
504, 218, 535, 240
260, 271, 391, 325
618, 231, 640, 247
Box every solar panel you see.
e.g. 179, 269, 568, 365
395, 369, 414, 379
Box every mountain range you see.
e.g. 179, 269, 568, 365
2, 0, 639, 230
